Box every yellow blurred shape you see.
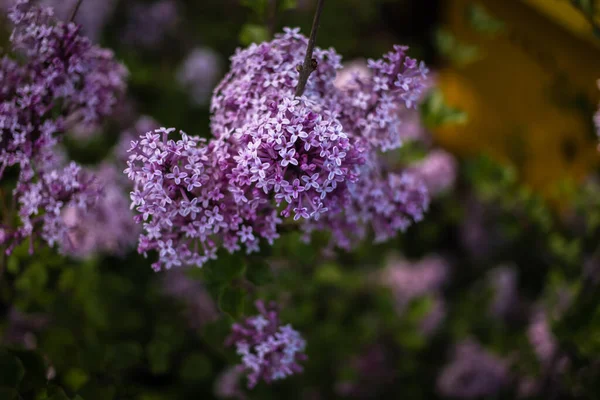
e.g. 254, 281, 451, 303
436, 0, 600, 198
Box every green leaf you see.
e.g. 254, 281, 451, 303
466, 3, 505, 35
146, 340, 172, 375
0, 349, 24, 388
435, 28, 481, 67
239, 24, 269, 46
279, 0, 298, 11
64, 368, 89, 392
246, 259, 273, 286
218, 287, 246, 319
421, 88, 468, 128
47, 385, 71, 400
240, 0, 268, 16
0, 388, 18, 400
179, 353, 212, 383
9, 349, 47, 392
314, 263, 343, 286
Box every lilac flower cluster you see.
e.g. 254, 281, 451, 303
177, 47, 222, 106
410, 149, 457, 196
60, 164, 138, 258
0, 0, 127, 253
487, 266, 519, 320
123, 0, 179, 50
225, 300, 307, 388
437, 339, 510, 399
41, 0, 118, 42
126, 28, 430, 269
14, 161, 100, 253
161, 268, 218, 329
380, 255, 449, 314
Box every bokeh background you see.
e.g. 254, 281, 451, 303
1, 0, 600, 399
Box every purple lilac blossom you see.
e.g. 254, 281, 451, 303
225, 300, 307, 388
437, 339, 510, 399
123, 0, 179, 50
3, 307, 49, 348
0, 0, 127, 253
116, 116, 160, 164
487, 266, 519, 320
161, 268, 219, 329
60, 164, 138, 258
419, 295, 446, 336
214, 365, 247, 400
409, 149, 457, 195
380, 255, 449, 313
127, 28, 430, 269
177, 47, 223, 106
334, 344, 396, 398
40, 0, 117, 42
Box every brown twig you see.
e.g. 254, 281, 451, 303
69, 0, 84, 22
294, 0, 326, 97
267, 0, 278, 38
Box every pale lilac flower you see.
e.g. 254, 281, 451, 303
41, 0, 118, 42
177, 47, 222, 106
437, 340, 510, 399
527, 310, 568, 369
161, 268, 219, 329
419, 295, 446, 337
123, 0, 179, 50
380, 255, 449, 313
214, 365, 247, 399
225, 300, 307, 388
487, 266, 519, 320
409, 149, 457, 195
0, 0, 126, 253
128, 28, 430, 269
60, 164, 138, 258
3, 307, 49, 348
334, 344, 396, 398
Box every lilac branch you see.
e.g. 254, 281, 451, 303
69, 0, 84, 22
294, 0, 326, 97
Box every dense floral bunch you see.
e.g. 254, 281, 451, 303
60, 164, 138, 258
127, 28, 431, 269
0, 0, 127, 253
177, 47, 222, 106
381, 255, 449, 308
41, 0, 118, 42
225, 300, 307, 388
123, 0, 179, 50
437, 340, 510, 398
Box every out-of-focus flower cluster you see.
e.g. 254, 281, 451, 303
380, 255, 449, 335
0, 0, 127, 254
437, 339, 511, 399
126, 28, 432, 270
122, 0, 179, 50
177, 47, 222, 106
225, 300, 307, 388
41, 0, 117, 42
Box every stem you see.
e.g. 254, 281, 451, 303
294, 0, 326, 97
267, 0, 277, 38
69, 0, 84, 22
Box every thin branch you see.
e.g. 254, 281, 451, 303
69, 0, 84, 22
295, 0, 326, 97
267, 0, 278, 39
